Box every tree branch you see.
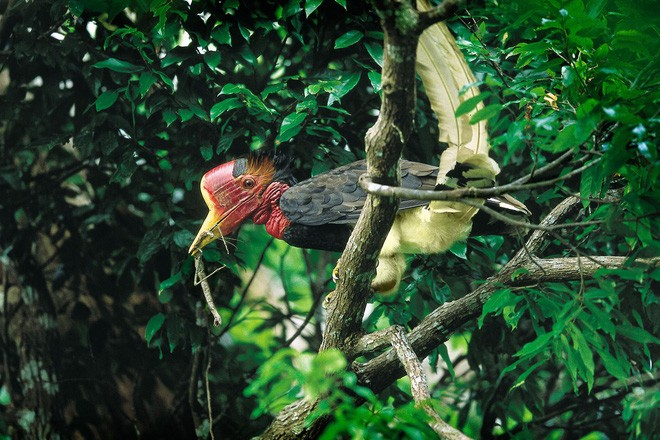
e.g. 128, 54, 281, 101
262, 0, 432, 437
387, 326, 471, 440
416, 0, 463, 32
351, 195, 659, 392
320, 0, 420, 352
358, 155, 600, 203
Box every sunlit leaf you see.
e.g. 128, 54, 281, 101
210, 98, 243, 120
334, 30, 363, 49
455, 92, 491, 118
305, 0, 323, 16
469, 104, 502, 124
277, 112, 307, 143
92, 57, 142, 73
95, 90, 119, 111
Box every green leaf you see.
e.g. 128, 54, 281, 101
437, 344, 455, 380
161, 52, 189, 68
469, 104, 502, 124
305, 0, 323, 17
579, 164, 598, 204
166, 314, 186, 353
200, 144, 213, 161
329, 71, 361, 105
571, 326, 595, 391
595, 346, 628, 380
162, 108, 178, 126
0, 384, 9, 405
211, 25, 232, 46
178, 108, 195, 122
515, 332, 555, 358
367, 71, 382, 93
159, 272, 181, 293
511, 359, 547, 389
204, 51, 222, 70
334, 30, 363, 49
155, 71, 174, 91
616, 324, 660, 345
145, 313, 165, 345
546, 120, 594, 152
448, 241, 467, 259
173, 229, 195, 248
138, 72, 157, 98
210, 98, 243, 120
95, 90, 119, 111
479, 289, 522, 328
455, 92, 491, 118
93, 58, 142, 73
281, 0, 302, 19
334, 0, 346, 9
277, 112, 307, 143
364, 41, 383, 67
312, 349, 347, 375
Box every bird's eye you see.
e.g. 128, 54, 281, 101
243, 177, 255, 189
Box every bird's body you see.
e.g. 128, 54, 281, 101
189, 154, 530, 294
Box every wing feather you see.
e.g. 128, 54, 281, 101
280, 160, 440, 226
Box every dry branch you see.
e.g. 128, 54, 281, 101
388, 326, 471, 440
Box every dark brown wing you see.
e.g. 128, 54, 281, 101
279, 159, 438, 226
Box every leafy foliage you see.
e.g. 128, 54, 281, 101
0, 0, 657, 439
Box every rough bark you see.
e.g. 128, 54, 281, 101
317, 1, 420, 353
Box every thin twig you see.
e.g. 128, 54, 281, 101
458, 198, 605, 231
509, 149, 575, 185
416, 0, 463, 32
194, 254, 222, 327
205, 339, 215, 440
217, 239, 273, 338
387, 326, 471, 439
188, 346, 202, 430
359, 155, 600, 202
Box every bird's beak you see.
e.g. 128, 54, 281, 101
188, 187, 259, 255
188, 207, 224, 255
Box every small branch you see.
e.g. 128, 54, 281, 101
194, 255, 222, 327
350, 327, 398, 357
417, 0, 463, 32
458, 198, 604, 231
205, 340, 215, 440
359, 156, 600, 202
188, 346, 203, 430
388, 326, 472, 440
509, 149, 575, 186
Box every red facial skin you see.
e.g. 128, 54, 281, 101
252, 182, 290, 239
189, 158, 290, 254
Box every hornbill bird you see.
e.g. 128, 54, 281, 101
188, 153, 531, 295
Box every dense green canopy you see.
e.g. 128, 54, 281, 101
0, 0, 657, 438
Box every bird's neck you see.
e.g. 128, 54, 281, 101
252, 181, 291, 239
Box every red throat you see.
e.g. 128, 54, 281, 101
252, 181, 291, 239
